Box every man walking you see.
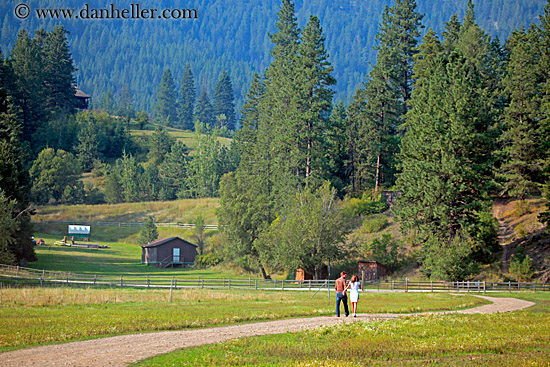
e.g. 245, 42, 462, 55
335, 271, 349, 317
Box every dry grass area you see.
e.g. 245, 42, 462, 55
492, 197, 546, 245
33, 198, 219, 224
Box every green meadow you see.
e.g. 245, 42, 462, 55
134, 293, 550, 367
0, 289, 487, 352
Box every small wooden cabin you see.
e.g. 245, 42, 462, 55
295, 265, 328, 281
141, 237, 197, 268
75, 87, 90, 109
358, 260, 388, 281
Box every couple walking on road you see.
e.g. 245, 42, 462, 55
335, 271, 361, 317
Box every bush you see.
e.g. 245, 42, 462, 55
195, 252, 221, 268
513, 200, 531, 218
509, 255, 534, 282
362, 215, 388, 233
365, 234, 401, 272
345, 193, 389, 217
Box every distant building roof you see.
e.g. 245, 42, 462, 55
75, 87, 90, 99
141, 236, 198, 248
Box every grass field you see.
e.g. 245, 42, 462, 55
33, 198, 220, 225
130, 126, 232, 153
0, 289, 487, 352
134, 293, 550, 366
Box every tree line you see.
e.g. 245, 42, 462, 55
152, 66, 236, 133
218, 0, 550, 280
0, 0, 549, 280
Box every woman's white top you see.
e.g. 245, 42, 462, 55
349, 281, 360, 302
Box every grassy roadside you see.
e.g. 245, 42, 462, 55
0, 290, 486, 352
134, 293, 550, 367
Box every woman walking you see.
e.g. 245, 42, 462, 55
348, 274, 361, 317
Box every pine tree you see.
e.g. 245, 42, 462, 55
153, 69, 178, 126
178, 63, 196, 131
213, 70, 236, 130
235, 71, 265, 170
296, 15, 336, 182
42, 26, 77, 113
395, 20, 496, 279
194, 88, 215, 127
147, 125, 175, 165
9, 29, 46, 144
0, 85, 35, 263
347, 0, 424, 195
140, 216, 159, 245
499, 26, 545, 198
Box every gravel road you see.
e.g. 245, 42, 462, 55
0, 295, 535, 367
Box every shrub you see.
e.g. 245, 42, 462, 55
195, 252, 221, 268
513, 200, 531, 218
365, 234, 401, 272
509, 255, 534, 282
362, 215, 388, 233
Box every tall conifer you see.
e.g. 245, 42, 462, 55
153, 69, 178, 126
213, 70, 236, 130
179, 63, 196, 131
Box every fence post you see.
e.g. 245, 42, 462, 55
202, 279, 204, 289
274, 279, 276, 289
147, 276, 149, 288
509, 281, 511, 293
94, 274, 97, 286
309, 280, 311, 291
169, 277, 173, 303
282, 280, 285, 291
431, 281, 433, 292
255, 279, 257, 290
483, 281, 486, 294
405, 278, 408, 293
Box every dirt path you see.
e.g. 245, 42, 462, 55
0, 295, 534, 367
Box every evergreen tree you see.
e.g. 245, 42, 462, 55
347, 0, 424, 194
499, 26, 545, 198
42, 26, 76, 113
153, 69, 178, 126
296, 15, 336, 182
117, 84, 135, 123
117, 151, 143, 202
395, 42, 495, 279
158, 141, 189, 200
9, 29, 45, 145
147, 125, 175, 165
213, 70, 236, 130
0, 85, 35, 263
194, 88, 215, 127
140, 216, 158, 245
0, 190, 17, 265
104, 170, 123, 204
178, 63, 196, 130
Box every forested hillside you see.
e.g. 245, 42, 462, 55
0, 0, 545, 114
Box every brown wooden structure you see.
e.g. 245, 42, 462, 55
295, 265, 328, 280
75, 87, 91, 109
358, 260, 389, 281
141, 237, 197, 268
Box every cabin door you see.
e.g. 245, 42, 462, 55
173, 248, 180, 262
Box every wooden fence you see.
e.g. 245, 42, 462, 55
1, 264, 548, 292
